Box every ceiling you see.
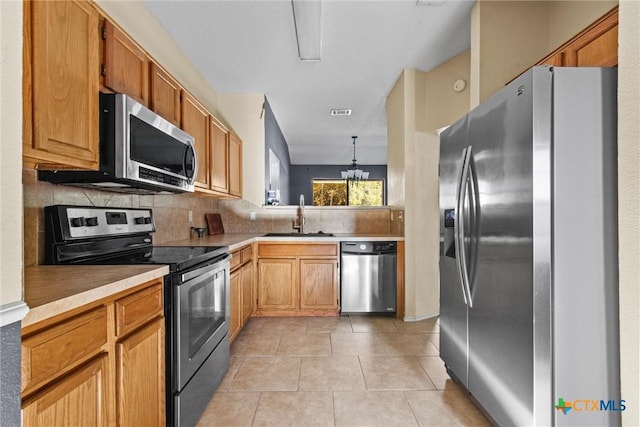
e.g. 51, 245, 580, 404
142, 0, 474, 165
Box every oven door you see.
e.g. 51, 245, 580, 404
174, 255, 230, 390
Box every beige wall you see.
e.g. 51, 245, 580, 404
423, 51, 470, 131
548, 1, 618, 50
217, 93, 266, 207
0, 1, 23, 307
386, 72, 406, 209
470, 1, 550, 107
618, 2, 639, 424
386, 52, 471, 319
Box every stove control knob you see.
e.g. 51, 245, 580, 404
70, 217, 85, 227
85, 217, 99, 227
134, 217, 145, 225
144, 217, 152, 224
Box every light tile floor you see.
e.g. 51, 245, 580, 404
197, 316, 490, 426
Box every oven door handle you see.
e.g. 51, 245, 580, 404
180, 254, 231, 283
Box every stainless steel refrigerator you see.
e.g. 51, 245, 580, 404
439, 66, 620, 427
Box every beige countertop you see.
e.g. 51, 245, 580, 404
161, 233, 405, 251
23, 265, 169, 328
23, 233, 401, 327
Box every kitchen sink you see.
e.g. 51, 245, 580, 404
263, 232, 334, 237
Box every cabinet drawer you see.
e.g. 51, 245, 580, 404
240, 245, 253, 264
115, 282, 163, 337
22, 307, 107, 393
258, 243, 337, 257
230, 250, 242, 271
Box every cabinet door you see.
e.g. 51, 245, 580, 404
150, 63, 181, 126
536, 6, 618, 68
229, 132, 243, 197
116, 318, 165, 427
229, 269, 242, 342
182, 92, 210, 189
22, 355, 110, 427
257, 258, 298, 310
26, 0, 100, 169
241, 262, 254, 324
210, 116, 230, 194
103, 20, 149, 106
299, 259, 338, 310
571, 18, 618, 67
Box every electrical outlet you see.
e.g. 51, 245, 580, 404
249, 212, 257, 221
188, 210, 193, 222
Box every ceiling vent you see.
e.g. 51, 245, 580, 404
331, 109, 352, 116
416, 0, 445, 6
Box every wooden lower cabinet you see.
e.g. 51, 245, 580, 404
240, 262, 254, 324
256, 243, 339, 316
299, 259, 338, 310
21, 279, 165, 427
229, 269, 242, 341
22, 355, 110, 427
229, 244, 255, 342
116, 317, 165, 427
257, 258, 298, 311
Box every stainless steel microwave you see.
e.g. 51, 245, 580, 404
39, 93, 197, 194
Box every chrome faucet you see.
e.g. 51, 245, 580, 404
292, 194, 305, 234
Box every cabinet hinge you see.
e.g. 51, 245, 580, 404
100, 64, 107, 76
101, 26, 107, 40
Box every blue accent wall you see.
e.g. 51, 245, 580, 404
264, 98, 291, 205
289, 164, 388, 205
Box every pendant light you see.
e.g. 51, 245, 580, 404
341, 136, 370, 180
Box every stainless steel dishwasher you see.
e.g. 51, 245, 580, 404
340, 241, 397, 314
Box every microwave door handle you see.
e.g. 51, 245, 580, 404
185, 143, 197, 186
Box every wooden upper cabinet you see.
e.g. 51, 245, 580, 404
537, 6, 618, 68
570, 10, 618, 67
210, 116, 230, 194
24, 0, 100, 170
229, 132, 243, 197
150, 63, 181, 126
181, 92, 210, 189
102, 20, 149, 106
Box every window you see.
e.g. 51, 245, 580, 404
312, 179, 384, 206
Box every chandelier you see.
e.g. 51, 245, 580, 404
341, 136, 370, 180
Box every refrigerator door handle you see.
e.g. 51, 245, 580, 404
463, 147, 480, 308
454, 147, 470, 306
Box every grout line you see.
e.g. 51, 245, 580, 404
250, 392, 263, 426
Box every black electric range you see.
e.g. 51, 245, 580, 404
44, 205, 228, 269
44, 205, 231, 427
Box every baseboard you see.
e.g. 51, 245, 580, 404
403, 312, 439, 322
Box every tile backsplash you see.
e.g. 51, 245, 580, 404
24, 169, 400, 266
23, 169, 218, 266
